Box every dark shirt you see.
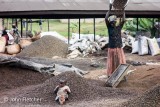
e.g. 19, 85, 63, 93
107, 22, 124, 48
2, 29, 7, 36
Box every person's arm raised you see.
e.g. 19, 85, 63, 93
105, 3, 112, 25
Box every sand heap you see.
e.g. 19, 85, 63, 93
1, 72, 135, 106
121, 84, 160, 107
17, 36, 68, 58
0, 66, 52, 92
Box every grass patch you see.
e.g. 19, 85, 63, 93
3, 19, 108, 37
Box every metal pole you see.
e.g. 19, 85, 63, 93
12, 18, 13, 25
93, 18, 96, 41
26, 19, 28, 38
48, 19, 50, 31
16, 19, 18, 27
29, 19, 32, 32
68, 19, 70, 44
137, 18, 139, 31
2, 18, 5, 30
158, 18, 160, 38
7, 18, 9, 29
21, 18, 23, 38
152, 18, 155, 37
79, 18, 80, 39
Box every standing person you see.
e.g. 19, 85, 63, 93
54, 79, 71, 105
39, 19, 43, 31
105, 4, 126, 78
2, 27, 9, 45
12, 24, 21, 43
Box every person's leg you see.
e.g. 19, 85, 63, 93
107, 48, 114, 77
117, 48, 126, 64
56, 99, 59, 103
59, 95, 65, 105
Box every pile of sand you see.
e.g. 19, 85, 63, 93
1, 72, 135, 106
0, 66, 52, 92
17, 36, 68, 58
121, 84, 160, 107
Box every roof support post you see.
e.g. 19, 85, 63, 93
12, 18, 13, 25
26, 19, 28, 38
15, 19, 18, 28
158, 18, 160, 38
48, 19, 50, 31
30, 19, 32, 32
93, 18, 96, 41
68, 18, 70, 44
152, 18, 155, 37
7, 18, 9, 29
21, 18, 23, 37
136, 18, 139, 31
79, 18, 81, 39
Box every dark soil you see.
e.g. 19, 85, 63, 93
0, 72, 135, 106
120, 84, 160, 107
0, 51, 160, 107
0, 66, 53, 92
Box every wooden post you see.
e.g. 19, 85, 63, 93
48, 19, 50, 31
158, 18, 160, 37
21, 18, 23, 38
79, 18, 81, 39
68, 19, 70, 44
7, 18, 9, 29
26, 19, 28, 38
137, 18, 139, 31
93, 18, 96, 41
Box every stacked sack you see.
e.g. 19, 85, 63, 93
0, 37, 6, 53
67, 33, 108, 59
131, 36, 160, 56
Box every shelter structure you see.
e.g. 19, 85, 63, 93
0, 0, 160, 41
0, 0, 160, 18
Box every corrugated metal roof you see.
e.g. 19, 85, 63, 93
0, 0, 160, 18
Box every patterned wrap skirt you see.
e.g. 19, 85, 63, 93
107, 48, 126, 76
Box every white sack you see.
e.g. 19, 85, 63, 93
6, 44, 21, 55
138, 36, 148, 55
98, 37, 109, 49
157, 38, 160, 48
67, 49, 82, 59
0, 37, 6, 53
131, 40, 138, 54
148, 37, 160, 56
71, 33, 101, 44
125, 36, 135, 47
19, 39, 32, 49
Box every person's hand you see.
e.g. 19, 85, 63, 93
109, 3, 112, 10
64, 89, 68, 92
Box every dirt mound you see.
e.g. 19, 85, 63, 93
120, 84, 160, 107
1, 72, 135, 106
118, 65, 160, 93
0, 66, 53, 92
17, 36, 68, 58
